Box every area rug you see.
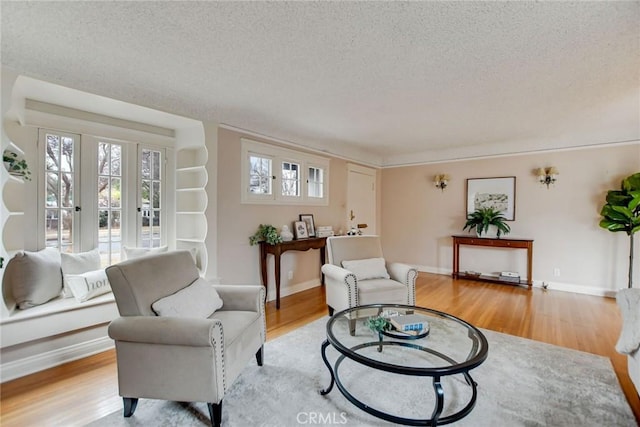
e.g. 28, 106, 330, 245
90, 316, 635, 426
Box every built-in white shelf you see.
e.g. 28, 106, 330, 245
175, 145, 208, 274
176, 214, 207, 242
176, 237, 205, 243
176, 189, 207, 212
177, 166, 207, 190
3, 179, 25, 213
176, 146, 207, 169
2, 196, 25, 252
176, 165, 205, 173
2, 141, 26, 258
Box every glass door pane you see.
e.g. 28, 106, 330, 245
43, 131, 79, 252
139, 147, 163, 248
97, 142, 123, 265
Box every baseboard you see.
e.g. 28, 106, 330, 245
1, 336, 114, 383
531, 280, 617, 298
266, 279, 319, 302
414, 265, 451, 275
414, 266, 616, 299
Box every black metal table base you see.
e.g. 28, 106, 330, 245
320, 339, 479, 427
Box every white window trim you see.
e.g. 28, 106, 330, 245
279, 157, 302, 203
243, 149, 275, 203
307, 162, 327, 200
136, 144, 168, 248
36, 128, 173, 260
37, 129, 82, 252
240, 139, 330, 206
84, 135, 133, 253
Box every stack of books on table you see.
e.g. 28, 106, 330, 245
499, 271, 521, 283
389, 314, 430, 336
316, 226, 334, 238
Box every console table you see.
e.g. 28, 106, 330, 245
452, 235, 534, 287
259, 237, 327, 309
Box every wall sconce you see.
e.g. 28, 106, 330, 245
536, 167, 559, 188
434, 174, 450, 191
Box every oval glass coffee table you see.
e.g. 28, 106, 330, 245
320, 304, 489, 426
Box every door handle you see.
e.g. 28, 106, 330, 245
350, 210, 355, 221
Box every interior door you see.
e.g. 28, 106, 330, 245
346, 164, 376, 235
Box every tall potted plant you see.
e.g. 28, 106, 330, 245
599, 172, 640, 288
463, 207, 511, 238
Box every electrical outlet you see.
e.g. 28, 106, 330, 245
553, 268, 560, 277
288, 270, 293, 280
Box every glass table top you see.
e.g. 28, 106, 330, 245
326, 304, 489, 375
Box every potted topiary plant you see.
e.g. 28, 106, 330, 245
463, 207, 511, 238
249, 224, 283, 246
3, 150, 31, 181
599, 172, 640, 288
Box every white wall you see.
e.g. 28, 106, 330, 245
381, 143, 640, 296
215, 127, 380, 301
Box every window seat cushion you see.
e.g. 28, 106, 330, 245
0, 292, 117, 348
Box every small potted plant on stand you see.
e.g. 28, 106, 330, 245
249, 224, 283, 246
463, 207, 511, 238
3, 150, 31, 181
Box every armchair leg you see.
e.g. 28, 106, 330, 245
123, 397, 138, 417
208, 402, 222, 427
255, 345, 264, 366
349, 318, 356, 336
327, 305, 334, 316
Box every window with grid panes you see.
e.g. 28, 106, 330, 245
241, 139, 329, 205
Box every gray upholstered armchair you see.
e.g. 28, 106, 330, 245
106, 250, 265, 427
321, 235, 417, 334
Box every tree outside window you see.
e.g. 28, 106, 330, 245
45, 133, 75, 252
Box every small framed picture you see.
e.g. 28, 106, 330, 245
299, 214, 316, 237
294, 221, 309, 239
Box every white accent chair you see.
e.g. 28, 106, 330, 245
321, 235, 417, 335
106, 251, 266, 427
616, 288, 640, 395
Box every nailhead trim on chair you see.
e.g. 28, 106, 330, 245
407, 269, 417, 306
210, 320, 226, 394
259, 286, 267, 342
344, 273, 358, 307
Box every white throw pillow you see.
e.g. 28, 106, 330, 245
151, 278, 223, 318
342, 257, 390, 281
123, 245, 168, 260
61, 248, 101, 298
66, 269, 112, 303
5, 248, 62, 309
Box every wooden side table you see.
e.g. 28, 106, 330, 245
452, 235, 534, 287
259, 237, 327, 309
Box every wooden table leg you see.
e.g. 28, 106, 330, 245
320, 247, 326, 285
260, 244, 268, 288
527, 243, 533, 288
274, 251, 281, 309
452, 241, 459, 279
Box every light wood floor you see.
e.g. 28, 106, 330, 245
1, 273, 639, 425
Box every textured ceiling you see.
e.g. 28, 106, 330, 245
2, 1, 639, 166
